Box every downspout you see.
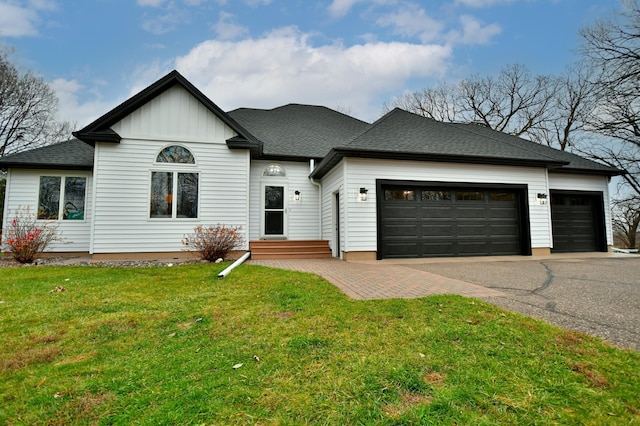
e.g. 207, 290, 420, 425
218, 251, 251, 278
309, 159, 322, 240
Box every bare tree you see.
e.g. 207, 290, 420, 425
457, 64, 557, 138
0, 49, 71, 157
579, 0, 640, 195
612, 196, 640, 249
383, 82, 461, 122
531, 63, 597, 151
383, 64, 594, 151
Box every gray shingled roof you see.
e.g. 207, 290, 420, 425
450, 123, 621, 174
342, 109, 563, 163
309, 108, 624, 178
228, 104, 370, 159
0, 139, 94, 170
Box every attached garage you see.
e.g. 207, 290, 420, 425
377, 181, 531, 259
550, 190, 607, 253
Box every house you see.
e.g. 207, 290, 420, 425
0, 70, 623, 260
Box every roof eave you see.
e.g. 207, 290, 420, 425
548, 166, 626, 177
72, 129, 122, 144
310, 148, 569, 179
0, 163, 93, 171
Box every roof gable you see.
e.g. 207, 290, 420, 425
73, 70, 259, 150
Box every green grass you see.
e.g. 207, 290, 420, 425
1, 263, 638, 425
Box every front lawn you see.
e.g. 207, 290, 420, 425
1, 264, 638, 424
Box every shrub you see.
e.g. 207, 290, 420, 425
3, 206, 61, 264
182, 224, 244, 262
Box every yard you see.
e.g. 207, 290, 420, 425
1, 263, 639, 425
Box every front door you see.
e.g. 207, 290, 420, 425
264, 184, 286, 237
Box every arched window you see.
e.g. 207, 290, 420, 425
156, 145, 195, 164
150, 145, 198, 219
263, 163, 286, 177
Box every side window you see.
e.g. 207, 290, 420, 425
38, 176, 86, 220
150, 146, 199, 219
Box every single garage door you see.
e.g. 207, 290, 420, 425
379, 183, 528, 259
550, 191, 606, 253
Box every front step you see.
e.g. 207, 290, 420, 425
249, 240, 332, 260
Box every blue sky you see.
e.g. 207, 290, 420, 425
0, 0, 620, 126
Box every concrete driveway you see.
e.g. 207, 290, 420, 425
251, 254, 640, 351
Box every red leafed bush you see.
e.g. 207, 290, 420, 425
182, 224, 244, 262
3, 206, 61, 264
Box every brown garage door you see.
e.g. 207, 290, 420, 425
379, 184, 528, 259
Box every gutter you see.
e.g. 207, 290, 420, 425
217, 251, 251, 278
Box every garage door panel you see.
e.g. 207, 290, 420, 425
383, 224, 419, 237
456, 206, 486, 219
457, 241, 493, 256
489, 225, 519, 236
382, 205, 418, 219
420, 205, 453, 218
381, 242, 419, 257
457, 223, 490, 236
422, 241, 455, 256
379, 184, 523, 258
421, 224, 454, 237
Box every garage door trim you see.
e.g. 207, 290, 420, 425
376, 179, 532, 259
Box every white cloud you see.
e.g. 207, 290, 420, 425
327, 0, 360, 17
447, 15, 501, 45
454, 0, 514, 7
50, 78, 117, 127
137, 0, 167, 6
0, 3, 38, 37
212, 11, 248, 40
327, 0, 396, 18
165, 27, 451, 121
376, 4, 444, 43
141, 5, 190, 34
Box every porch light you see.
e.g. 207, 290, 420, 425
294, 190, 301, 201
537, 193, 548, 205
358, 187, 368, 202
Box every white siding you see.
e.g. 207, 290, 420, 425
112, 85, 233, 143
91, 87, 251, 254
549, 173, 613, 246
249, 160, 320, 241
1, 169, 93, 252
319, 160, 345, 256
328, 158, 552, 253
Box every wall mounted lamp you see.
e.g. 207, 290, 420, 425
294, 190, 301, 201
537, 193, 548, 205
358, 187, 368, 202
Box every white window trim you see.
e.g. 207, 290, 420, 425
37, 174, 88, 222
148, 169, 200, 220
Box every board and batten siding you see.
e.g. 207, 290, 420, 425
548, 172, 614, 246
2, 169, 92, 252
338, 158, 553, 253
91, 86, 250, 254
248, 160, 320, 241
